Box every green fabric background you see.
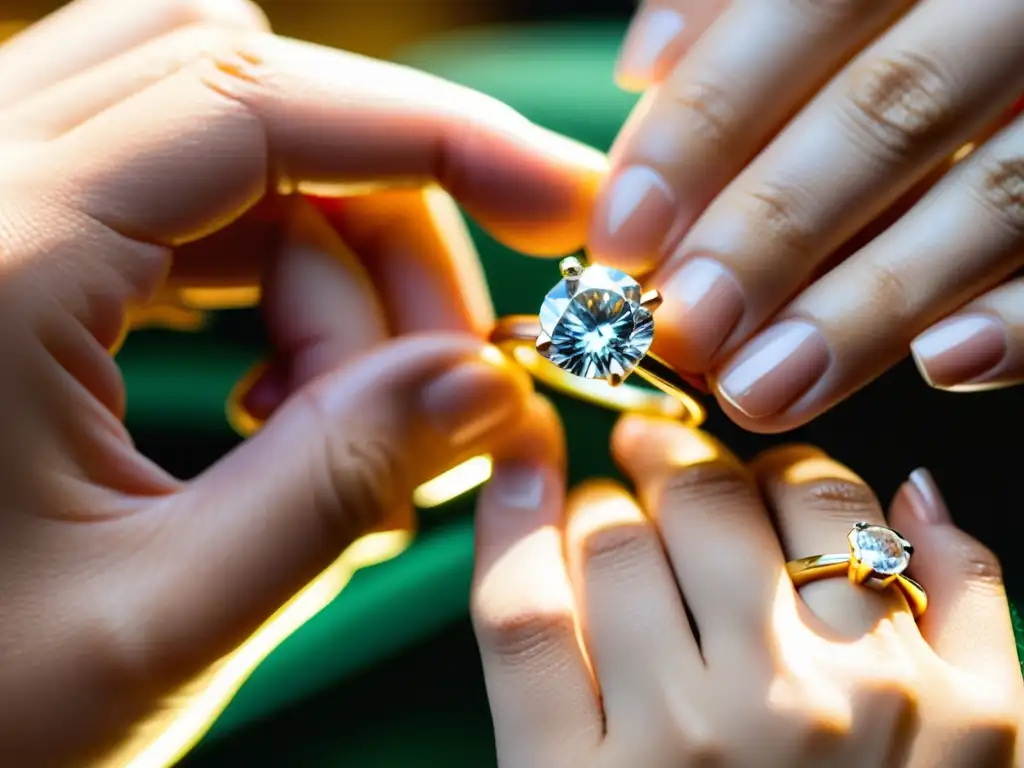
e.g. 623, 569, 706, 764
107, 22, 1024, 767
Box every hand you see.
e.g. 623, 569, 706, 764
0, 0, 604, 762
472, 413, 1022, 766
591, 0, 1024, 431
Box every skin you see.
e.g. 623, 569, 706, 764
472, 412, 1024, 767
594, 0, 1024, 432
0, 0, 607, 763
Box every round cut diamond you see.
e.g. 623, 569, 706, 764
849, 524, 910, 576
538, 264, 654, 380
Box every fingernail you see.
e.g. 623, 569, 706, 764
488, 460, 548, 510
421, 351, 531, 447
911, 314, 1007, 391
656, 256, 744, 369
901, 467, 952, 525
590, 165, 675, 269
616, 8, 686, 91
717, 320, 830, 419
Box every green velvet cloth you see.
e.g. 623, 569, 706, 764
110, 21, 1023, 766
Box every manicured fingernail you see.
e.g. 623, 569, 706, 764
616, 8, 686, 91
911, 314, 1007, 391
656, 256, 744, 369
422, 351, 532, 447
901, 467, 952, 525
717, 320, 830, 419
489, 460, 548, 510
590, 165, 675, 270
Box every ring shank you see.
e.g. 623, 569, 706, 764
787, 555, 928, 617
490, 315, 706, 424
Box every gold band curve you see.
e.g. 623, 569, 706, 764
490, 314, 706, 425
786, 554, 928, 617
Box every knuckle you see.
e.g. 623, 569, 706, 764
972, 155, 1024, 237
841, 52, 956, 163
471, 604, 577, 666
195, 36, 270, 103
660, 462, 754, 512
298, 391, 405, 545
667, 80, 737, 149
953, 537, 1005, 585
578, 522, 656, 574
787, 0, 886, 26
859, 258, 915, 330
790, 477, 881, 520
742, 181, 817, 258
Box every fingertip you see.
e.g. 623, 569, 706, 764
611, 415, 739, 481
567, 476, 633, 507
475, 395, 566, 560
472, 126, 606, 257
614, 6, 687, 94
493, 394, 566, 470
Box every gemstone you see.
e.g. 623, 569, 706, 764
848, 524, 910, 576
538, 264, 654, 380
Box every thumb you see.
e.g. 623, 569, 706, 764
888, 468, 1019, 685
123, 334, 532, 684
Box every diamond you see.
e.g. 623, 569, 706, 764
848, 524, 911, 576
538, 264, 654, 380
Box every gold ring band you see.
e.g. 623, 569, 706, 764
785, 523, 928, 617
490, 314, 706, 425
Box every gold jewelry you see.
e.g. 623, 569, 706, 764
786, 522, 927, 617
489, 256, 706, 425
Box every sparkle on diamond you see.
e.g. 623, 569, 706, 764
538, 265, 653, 380
849, 525, 910, 576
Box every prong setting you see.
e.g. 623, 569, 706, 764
640, 289, 663, 312
559, 255, 585, 280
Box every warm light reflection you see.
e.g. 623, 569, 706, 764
126, 303, 207, 333
0, 21, 27, 42
413, 455, 493, 508
781, 457, 861, 485
951, 142, 976, 163
180, 287, 261, 309
104, 530, 411, 768
664, 427, 725, 468
224, 363, 269, 438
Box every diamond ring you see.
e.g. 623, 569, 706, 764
489, 256, 706, 423
786, 522, 928, 617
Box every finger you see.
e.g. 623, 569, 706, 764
752, 446, 911, 637
714, 113, 1024, 431
910, 277, 1024, 392
666, 0, 1024, 382
611, 416, 794, 669
888, 468, 1019, 684
318, 187, 494, 337
260, 200, 388, 391
472, 396, 602, 766
225, 198, 391, 432
589, 0, 911, 273
0, 23, 260, 142
565, 478, 704, 736
34, 35, 604, 334
615, 0, 729, 93
127, 336, 533, 690
49, 33, 604, 253
0, 0, 268, 108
